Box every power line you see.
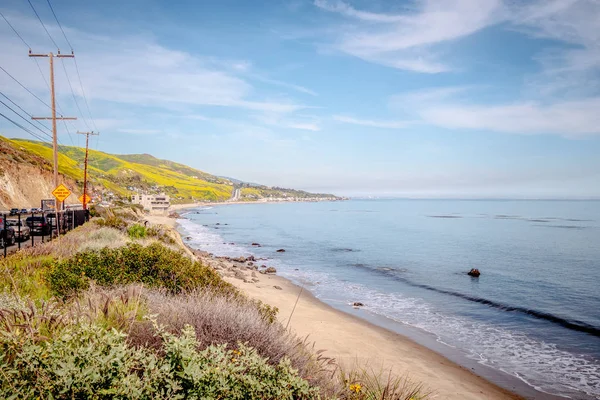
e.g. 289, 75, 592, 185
60, 58, 90, 130
0, 10, 31, 48
0, 91, 52, 137
0, 64, 53, 111
0, 110, 51, 143
73, 57, 97, 131
46, 0, 72, 51
42, 0, 98, 132
32, 57, 79, 134
26, 0, 59, 49
0, 98, 53, 140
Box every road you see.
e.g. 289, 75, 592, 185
230, 187, 241, 201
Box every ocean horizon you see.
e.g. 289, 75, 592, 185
178, 199, 600, 400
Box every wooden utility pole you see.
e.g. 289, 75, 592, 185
76, 131, 98, 210
29, 50, 77, 189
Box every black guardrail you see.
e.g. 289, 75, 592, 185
1, 209, 89, 258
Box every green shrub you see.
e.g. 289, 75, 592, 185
48, 242, 234, 298
0, 321, 318, 399
94, 215, 128, 230
147, 226, 176, 245
127, 224, 147, 239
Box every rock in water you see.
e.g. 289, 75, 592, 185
251, 243, 261, 247
468, 268, 481, 277
352, 302, 364, 307
276, 249, 286, 253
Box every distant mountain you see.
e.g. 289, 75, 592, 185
0, 136, 339, 205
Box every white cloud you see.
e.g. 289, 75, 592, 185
418, 97, 600, 137
510, 0, 600, 98
333, 115, 410, 129
315, 0, 504, 73
118, 128, 161, 135
254, 113, 321, 131
0, 10, 310, 132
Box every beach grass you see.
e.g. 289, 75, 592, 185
0, 207, 431, 399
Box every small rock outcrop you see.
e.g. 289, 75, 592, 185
276, 249, 286, 253
352, 302, 364, 307
251, 243, 261, 247
265, 267, 277, 274
273, 285, 282, 290
468, 268, 481, 277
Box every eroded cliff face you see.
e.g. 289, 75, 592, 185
0, 138, 81, 209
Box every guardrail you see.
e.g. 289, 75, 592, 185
0, 209, 89, 258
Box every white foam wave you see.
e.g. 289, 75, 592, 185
177, 218, 600, 399
177, 218, 249, 257
281, 269, 600, 399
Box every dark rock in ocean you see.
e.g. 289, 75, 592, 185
276, 249, 286, 253
468, 268, 481, 277
332, 248, 356, 252
247, 255, 256, 262
216, 223, 220, 225
251, 243, 261, 247
352, 302, 364, 307
229, 242, 235, 245
185, 236, 191, 240
294, 268, 299, 271
265, 267, 277, 274
273, 285, 282, 290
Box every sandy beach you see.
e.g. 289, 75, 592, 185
144, 207, 526, 400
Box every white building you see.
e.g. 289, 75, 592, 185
131, 194, 170, 214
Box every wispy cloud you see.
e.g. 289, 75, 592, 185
314, 0, 504, 73
118, 128, 161, 135
254, 113, 321, 131
421, 98, 600, 137
388, 86, 600, 137
510, 0, 600, 98
0, 10, 311, 130
333, 115, 411, 129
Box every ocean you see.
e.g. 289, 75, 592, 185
177, 199, 600, 399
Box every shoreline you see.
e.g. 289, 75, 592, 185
146, 206, 560, 400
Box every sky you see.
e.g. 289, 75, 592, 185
1, 0, 599, 198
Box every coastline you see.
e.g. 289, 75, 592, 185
145, 210, 535, 400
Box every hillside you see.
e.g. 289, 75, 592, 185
0, 136, 82, 209
0, 136, 339, 208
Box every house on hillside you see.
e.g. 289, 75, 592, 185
131, 193, 170, 214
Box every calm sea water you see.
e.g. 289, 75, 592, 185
177, 199, 600, 399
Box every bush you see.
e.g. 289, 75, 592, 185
127, 224, 147, 239
48, 242, 235, 298
94, 215, 128, 230
0, 321, 318, 399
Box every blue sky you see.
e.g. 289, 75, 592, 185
1, 0, 599, 198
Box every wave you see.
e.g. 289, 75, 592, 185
351, 264, 600, 337
284, 268, 600, 399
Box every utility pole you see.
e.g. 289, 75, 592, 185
29, 50, 77, 189
76, 131, 98, 210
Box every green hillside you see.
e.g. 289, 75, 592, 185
3, 137, 340, 203
8, 138, 234, 202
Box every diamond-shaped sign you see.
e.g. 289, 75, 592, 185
79, 193, 91, 205
52, 184, 71, 202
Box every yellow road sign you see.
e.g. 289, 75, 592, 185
52, 184, 71, 202
79, 193, 91, 205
